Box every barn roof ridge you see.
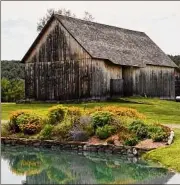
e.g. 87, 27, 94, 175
21, 14, 177, 68
55, 14, 177, 68
54, 14, 146, 36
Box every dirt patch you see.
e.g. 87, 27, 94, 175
88, 136, 106, 145
135, 139, 167, 150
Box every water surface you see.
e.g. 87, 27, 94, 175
1, 145, 179, 184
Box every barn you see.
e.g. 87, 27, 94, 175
21, 14, 177, 101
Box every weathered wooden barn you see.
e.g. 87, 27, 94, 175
22, 14, 177, 101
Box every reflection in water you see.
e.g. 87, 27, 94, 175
1, 145, 175, 184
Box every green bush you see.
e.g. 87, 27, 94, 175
124, 137, 139, 146
91, 111, 113, 129
148, 125, 168, 142
1, 77, 25, 102
128, 120, 148, 139
48, 105, 67, 125
96, 125, 116, 139
66, 107, 82, 125
9, 110, 31, 133
16, 113, 42, 135
39, 124, 53, 140
52, 120, 73, 140
1, 122, 11, 137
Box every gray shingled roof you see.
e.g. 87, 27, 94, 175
55, 14, 176, 68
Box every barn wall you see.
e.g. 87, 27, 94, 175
175, 69, 180, 96
25, 18, 93, 100
133, 65, 175, 98
25, 19, 122, 101
91, 59, 122, 99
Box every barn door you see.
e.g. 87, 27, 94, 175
110, 79, 124, 97
175, 76, 180, 96
122, 67, 133, 96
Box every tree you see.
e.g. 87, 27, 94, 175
83, 11, 94, 22
37, 8, 94, 32
1, 78, 25, 102
168, 55, 180, 67
1, 60, 24, 80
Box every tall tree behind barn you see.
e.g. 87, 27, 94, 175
21, 14, 178, 101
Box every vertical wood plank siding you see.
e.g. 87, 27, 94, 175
25, 19, 123, 100
133, 65, 175, 99
24, 18, 175, 100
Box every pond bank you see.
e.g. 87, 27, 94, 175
1, 137, 152, 156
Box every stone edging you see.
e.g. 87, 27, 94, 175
1, 137, 153, 156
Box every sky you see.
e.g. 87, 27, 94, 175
1, 1, 180, 60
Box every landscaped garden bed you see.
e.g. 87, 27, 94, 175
1, 104, 172, 154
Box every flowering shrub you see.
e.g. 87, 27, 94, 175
103, 106, 145, 119
16, 113, 42, 135
48, 105, 67, 125
9, 110, 31, 133
87, 106, 145, 119
67, 106, 82, 117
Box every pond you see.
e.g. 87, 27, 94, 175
1, 145, 179, 184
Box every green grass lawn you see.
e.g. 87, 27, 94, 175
1, 97, 180, 124
143, 129, 180, 172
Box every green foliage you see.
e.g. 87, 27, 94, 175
128, 120, 148, 140
9, 110, 31, 133
16, 114, 42, 135
9, 110, 42, 135
48, 105, 67, 125
52, 120, 73, 140
168, 55, 180, 67
1, 122, 12, 136
37, 8, 94, 32
1, 78, 25, 102
128, 120, 170, 142
91, 111, 113, 129
96, 125, 116, 139
83, 124, 94, 137
143, 129, 180, 172
1, 60, 24, 80
124, 137, 139, 146
39, 124, 53, 140
148, 125, 168, 142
